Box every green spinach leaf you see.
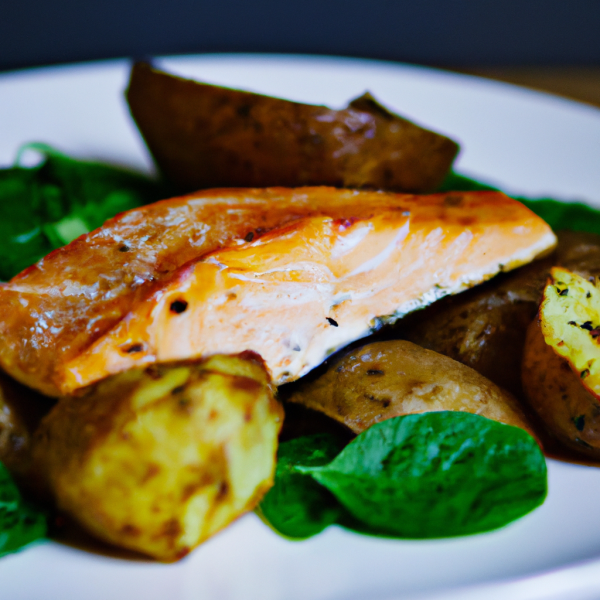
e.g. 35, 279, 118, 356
0, 145, 167, 280
439, 171, 600, 235
257, 434, 347, 539
300, 412, 547, 539
0, 462, 46, 557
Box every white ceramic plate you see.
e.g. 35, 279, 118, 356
1, 54, 600, 600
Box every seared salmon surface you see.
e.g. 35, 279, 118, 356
0, 187, 555, 396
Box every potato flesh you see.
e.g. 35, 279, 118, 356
32, 354, 282, 561
540, 267, 600, 397
285, 340, 535, 437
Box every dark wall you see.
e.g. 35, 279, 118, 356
1, 0, 599, 73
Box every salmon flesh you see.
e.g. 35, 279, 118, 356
0, 187, 556, 396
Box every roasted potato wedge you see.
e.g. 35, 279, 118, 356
523, 268, 600, 457
400, 230, 600, 396
285, 340, 535, 438
31, 353, 283, 561
398, 258, 551, 396
555, 230, 600, 279
126, 62, 459, 193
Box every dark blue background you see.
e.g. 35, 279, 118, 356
1, 0, 599, 72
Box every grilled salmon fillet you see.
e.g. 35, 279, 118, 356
0, 187, 555, 396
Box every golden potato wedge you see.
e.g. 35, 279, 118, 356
400, 230, 600, 396
32, 353, 282, 561
284, 340, 535, 437
522, 268, 600, 457
126, 62, 459, 193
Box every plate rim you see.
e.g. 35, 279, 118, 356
2, 52, 600, 600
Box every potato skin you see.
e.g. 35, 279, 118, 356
398, 258, 550, 396
522, 319, 600, 457
32, 353, 283, 561
0, 370, 52, 480
400, 230, 600, 396
285, 340, 535, 438
126, 63, 458, 193
556, 230, 600, 278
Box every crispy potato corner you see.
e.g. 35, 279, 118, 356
32, 354, 282, 561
